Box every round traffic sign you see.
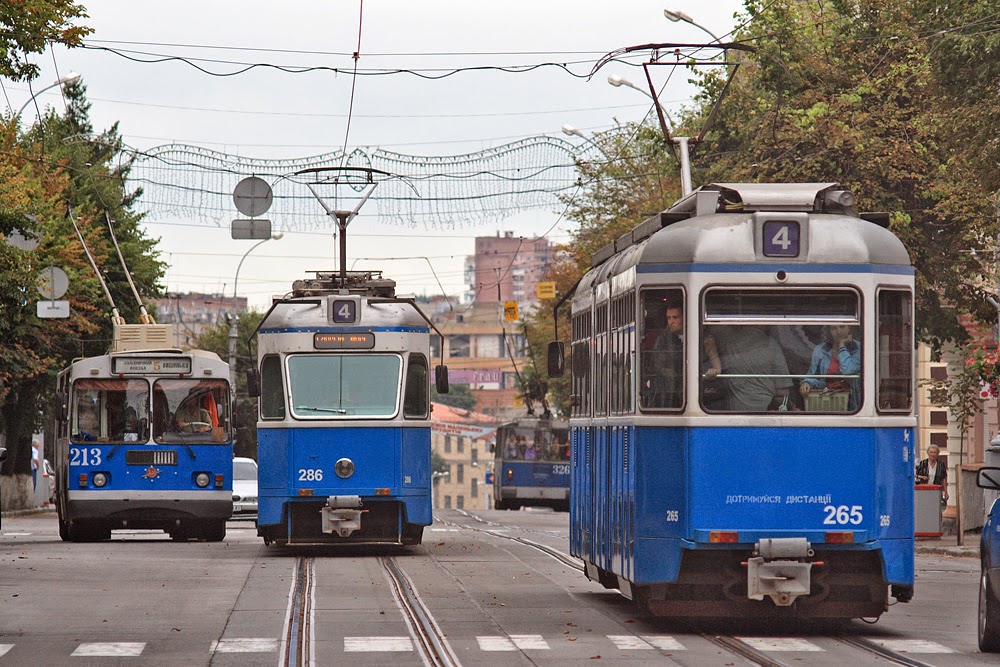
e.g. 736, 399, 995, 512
37, 266, 69, 299
233, 176, 273, 217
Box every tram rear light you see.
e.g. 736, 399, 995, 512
214, 474, 224, 488
825, 532, 855, 544
195, 473, 211, 488
78, 473, 88, 488
92, 473, 108, 488
709, 531, 739, 543
375, 488, 390, 496
506, 469, 513, 481
298, 489, 314, 496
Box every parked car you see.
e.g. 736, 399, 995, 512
232, 457, 258, 516
977, 467, 1000, 651
42, 458, 56, 505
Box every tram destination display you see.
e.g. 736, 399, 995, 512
111, 357, 192, 375
313, 332, 375, 349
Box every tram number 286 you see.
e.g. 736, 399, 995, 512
822, 504, 863, 525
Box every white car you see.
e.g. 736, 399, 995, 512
43, 459, 56, 505
232, 457, 258, 516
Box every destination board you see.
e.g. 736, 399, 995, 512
112, 357, 192, 375
313, 332, 375, 350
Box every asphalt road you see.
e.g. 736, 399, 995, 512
0, 508, 996, 666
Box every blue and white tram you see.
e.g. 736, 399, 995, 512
54, 330, 234, 542
493, 416, 571, 511
549, 183, 916, 619
249, 270, 446, 547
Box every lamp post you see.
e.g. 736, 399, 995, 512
16, 72, 82, 118
663, 8, 722, 43
608, 74, 693, 196
229, 232, 283, 387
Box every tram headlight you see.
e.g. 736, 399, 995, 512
335, 458, 355, 479
92, 472, 108, 488
195, 472, 211, 488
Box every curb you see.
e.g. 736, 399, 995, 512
915, 545, 977, 558
0, 506, 56, 518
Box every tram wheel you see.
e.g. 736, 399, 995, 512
979, 568, 1000, 652
202, 520, 226, 542
402, 525, 423, 546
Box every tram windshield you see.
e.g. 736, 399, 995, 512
71, 378, 149, 444
496, 423, 570, 462
640, 288, 866, 414
287, 354, 402, 418
152, 378, 231, 443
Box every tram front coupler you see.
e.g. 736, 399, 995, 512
321, 495, 364, 537
746, 537, 815, 607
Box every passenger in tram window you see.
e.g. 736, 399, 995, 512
504, 437, 520, 460
647, 301, 685, 408
524, 442, 541, 461
799, 324, 861, 411
715, 326, 793, 412
700, 329, 726, 410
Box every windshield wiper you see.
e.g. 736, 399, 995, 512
296, 405, 348, 414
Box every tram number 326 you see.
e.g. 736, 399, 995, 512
822, 504, 863, 525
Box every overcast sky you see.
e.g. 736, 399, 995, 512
10, 0, 745, 310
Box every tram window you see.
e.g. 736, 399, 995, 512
403, 353, 429, 419
876, 289, 913, 413
639, 288, 685, 411
260, 355, 285, 420
287, 354, 402, 419
71, 378, 149, 444
700, 288, 862, 414
153, 379, 231, 443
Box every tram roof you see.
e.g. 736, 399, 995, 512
260, 295, 428, 330
581, 183, 910, 289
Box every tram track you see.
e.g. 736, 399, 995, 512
444, 511, 582, 571
696, 633, 796, 667
380, 556, 462, 667
280, 556, 314, 667
835, 635, 939, 667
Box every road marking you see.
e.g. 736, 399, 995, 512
344, 637, 413, 652
429, 528, 460, 532
476, 635, 549, 651
607, 635, 686, 650
2, 533, 31, 537
72, 642, 145, 657
210, 638, 279, 653
869, 639, 957, 653
737, 637, 824, 651
0, 645, 12, 657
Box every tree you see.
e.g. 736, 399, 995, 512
0, 83, 163, 492
433, 383, 477, 411
0, 0, 90, 81
193, 312, 265, 459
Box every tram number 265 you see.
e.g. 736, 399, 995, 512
822, 504, 863, 525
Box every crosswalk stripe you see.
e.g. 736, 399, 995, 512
344, 637, 413, 652
210, 638, 279, 653
0, 645, 12, 657
870, 639, 956, 654
738, 637, 824, 652
71, 642, 145, 657
476, 635, 550, 651
641, 635, 686, 650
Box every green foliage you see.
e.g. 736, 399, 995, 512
0, 0, 91, 81
431, 450, 448, 477
432, 382, 477, 411
0, 83, 162, 477
193, 312, 265, 460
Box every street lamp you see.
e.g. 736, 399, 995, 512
608, 74, 693, 196
229, 231, 283, 387
16, 72, 82, 117
664, 8, 722, 43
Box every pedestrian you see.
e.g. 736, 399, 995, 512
915, 444, 948, 504
31, 440, 40, 491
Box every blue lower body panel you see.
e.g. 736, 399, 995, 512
572, 424, 915, 618
257, 425, 431, 545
